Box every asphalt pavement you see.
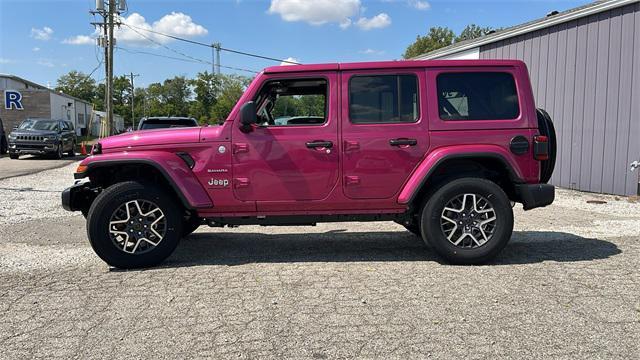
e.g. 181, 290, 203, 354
0, 163, 638, 359
0, 153, 85, 180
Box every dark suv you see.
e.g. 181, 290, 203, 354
8, 119, 76, 159
137, 117, 198, 131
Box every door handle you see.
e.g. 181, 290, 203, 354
389, 138, 417, 147
306, 140, 333, 149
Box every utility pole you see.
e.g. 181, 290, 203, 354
127, 72, 139, 129
92, 0, 125, 136
213, 43, 221, 75
211, 43, 215, 75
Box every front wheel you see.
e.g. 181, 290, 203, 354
54, 143, 63, 159
420, 178, 514, 265
67, 141, 76, 157
86, 181, 183, 269
9, 153, 19, 159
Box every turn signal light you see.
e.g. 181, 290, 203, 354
75, 164, 88, 174
533, 135, 549, 161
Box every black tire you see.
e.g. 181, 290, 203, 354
54, 142, 64, 159
536, 109, 557, 184
67, 141, 76, 157
182, 216, 201, 237
9, 153, 19, 160
420, 178, 514, 265
86, 181, 183, 269
0, 136, 6, 154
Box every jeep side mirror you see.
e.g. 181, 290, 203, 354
239, 101, 257, 133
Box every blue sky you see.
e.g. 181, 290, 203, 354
0, 0, 588, 87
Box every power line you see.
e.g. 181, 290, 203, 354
115, 46, 258, 74
122, 22, 301, 65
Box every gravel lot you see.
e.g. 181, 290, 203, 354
0, 162, 638, 359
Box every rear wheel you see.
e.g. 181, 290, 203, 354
54, 143, 63, 159
420, 178, 513, 265
0, 136, 7, 154
87, 181, 182, 269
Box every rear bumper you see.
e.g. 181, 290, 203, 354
514, 183, 555, 210
61, 182, 96, 212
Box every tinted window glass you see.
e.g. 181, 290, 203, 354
255, 78, 327, 126
437, 72, 519, 120
349, 75, 419, 124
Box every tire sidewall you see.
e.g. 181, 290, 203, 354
87, 182, 183, 268
421, 178, 514, 264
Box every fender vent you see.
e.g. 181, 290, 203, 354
176, 152, 195, 169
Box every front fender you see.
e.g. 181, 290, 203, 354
76, 151, 213, 209
397, 145, 525, 205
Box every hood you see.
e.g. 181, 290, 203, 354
100, 127, 204, 150
10, 129, 58, 137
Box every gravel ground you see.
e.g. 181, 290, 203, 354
0, 163, 638, 359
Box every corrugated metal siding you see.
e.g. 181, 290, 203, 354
480, 2, 640, 195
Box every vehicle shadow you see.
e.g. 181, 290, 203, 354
159, 230, 621, 268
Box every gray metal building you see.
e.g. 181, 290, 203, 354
416, 0, 640, 196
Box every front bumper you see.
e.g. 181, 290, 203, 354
9, 141, 58, 155
61, 181, 96, 212
514, 183, 555, 210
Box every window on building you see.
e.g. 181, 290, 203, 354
437, 72, 519, 121
349, 75, 419, 124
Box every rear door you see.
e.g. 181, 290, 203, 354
341, 70, 429, 200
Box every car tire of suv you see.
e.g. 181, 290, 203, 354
420, 178, 514, 265
536, 108, 557, 184
55, 143, 64, 159
0, 136, 6, 154
86, 181, 183, 269
67, 141, 76, 157
9, 153, 19, 160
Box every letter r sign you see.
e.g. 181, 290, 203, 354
5, 90, 24, 110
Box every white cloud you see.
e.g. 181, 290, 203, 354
32, 47, 40, 52
409, 0, 430, 10
269, 0, 360, 26
280, 57, 299, 66
356, 13, 391, 30
37, 59, 54, 67
64, 12, 208, 47
0, 58, 15, 64
31, 26, 53, 41
359, 48, 385, 55
62, 35, 94, 45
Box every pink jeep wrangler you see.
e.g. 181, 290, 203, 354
62, 60, 556, 268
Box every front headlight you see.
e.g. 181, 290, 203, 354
44, 135, 58, 141
8, 133, 16, 140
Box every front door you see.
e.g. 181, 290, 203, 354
341, 70, 429, 200
232, 73, 339, 207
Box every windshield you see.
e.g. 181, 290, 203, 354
140, 119, 197, 130
19, 120, 59, 131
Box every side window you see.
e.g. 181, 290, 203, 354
255, 78, 327, 126
437, 72, 519, 121
60, 121, 69, 130
349, 74, 419, 124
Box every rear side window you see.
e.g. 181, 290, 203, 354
437, 72, 519, 121
349, 75, 419, 124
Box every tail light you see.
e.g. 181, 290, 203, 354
533, 135, 549, 161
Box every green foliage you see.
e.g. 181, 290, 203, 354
403, 24, 499, 59
209, 75, 250, 123
272, 95, 325, 118
55, 70, 97, 103
456, 24, 495, 42
403, 27, 455, 59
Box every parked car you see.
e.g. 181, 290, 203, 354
137, 117, 199, 131
62, 60, 556, 269
0, 117, 7, 155
8, 119, 76, 159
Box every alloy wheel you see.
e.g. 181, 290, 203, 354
440, 193, 497, 248
108, 199, 167, 254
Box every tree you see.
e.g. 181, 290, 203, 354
161, 76, 192, 116
210, 75, 251, 122
402, 26, 455, 59
55, 71, 97, 103
456, 24, 494, 42
190, 71, 221, 114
